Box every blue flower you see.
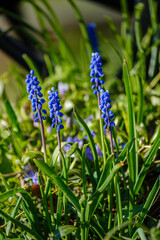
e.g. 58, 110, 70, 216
58, 82, 69, 97
24, 165, 38, 185
87, 23, 99, 52
48, 88, 64, 131
100, 90, 115, 129
63, 135, 102, 160
25, 70, 47, 122
90, 53, 104, 94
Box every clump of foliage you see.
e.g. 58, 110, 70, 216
0, 0, 160, 240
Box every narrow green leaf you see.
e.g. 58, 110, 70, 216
6, 197, 22, 235
74, 107, 100, 178
134, 3, 144, 53
67, 0, 92, 56
54, 225, 78, 240
94, 162, 123, 198
26, 0, 77, 64
103, 37, 123, 63
0, 7, 42, 35
88, 162, 124, 216
22, 151, 44, 163
65, 142, 78, 159
97, 154, 114, 189
56, 190, 63, 228
82, 145, 87, 196
134, 127, 160, 195
52, 142, 70, 167
138, 176, 160, 224
34, 159, 80, 212
123, 61, 138, 184
0, 209, 43, 240
148, 0, 159, 80
22, 54, 43, 83
105, 16, 122, 47
76, 148, 97, 191
136, 74, 144, 124
136, 228, 147, 240
104, 221, 149, 240
3, 94, 21, 134
0, 188, 40, 233
116, 138, 135, 163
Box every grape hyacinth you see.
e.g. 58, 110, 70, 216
25, 70, 47, 162
90, 52, 104, 95
48, 87, 64, 131
87, 23, 99, 53
25, 70, 47, 122
100, 90, 115, 153
48, 88, 64, 166
90, 52, 106, 164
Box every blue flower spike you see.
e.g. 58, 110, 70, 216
25, 70, 47, 121
100, 90, 115, 130
90, 52, 104, 94
87, 23, 99, 53
48, 88, 64, 131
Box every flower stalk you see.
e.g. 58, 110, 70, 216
25, 70, 47, 162
90, 52, 106, 163
48, 87, 64, 167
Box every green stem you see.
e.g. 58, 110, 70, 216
97, 91, 106, 164
37, 171, 52, 233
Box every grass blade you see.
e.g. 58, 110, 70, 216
123, 61, 138, 183
136, 74, 144, 124
136, 228, 147, 240
0, 188, 40, 233
137, 176, 160, 224
134, 127, 160, 195
34, 159, 80, 212
22, 54, 43, 83
67, 0, 92, 57
134, 3, 144, 53
6, 197, 22, 235
0, 209, 43, 240
54, 225, 78, 240
52, 142, 70, 167
74, 107, 100, 179
65, 142, 78, 159
88, 162, 124, 218
3, 92, 21, 135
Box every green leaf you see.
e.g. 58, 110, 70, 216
0, 188, 40, 233
3, 94, 21, 135
65, 142, 78, 159
0, 209, 43, 240
136, 74, 144, 125
67, 0, 92, 56
22, 150, 44, 164
116, 138, 135, 163
52, 142, 70, 167
123, 61, 138, 184
76, 148, 97, 191
137, 176, 160, 224
74, 107, 100, 178
134, 3, 144, 53
6, 197, 22, 235
91, 162, 123, 200
136, 228, 147, 240
34, 159, 80, 212
88, 162, 124, 217
134, 127, 160, 195
54, 225, 78, 239
97, 154, 114, 189
22, 54, 43, 83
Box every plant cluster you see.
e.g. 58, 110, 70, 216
0, 1, 160, 240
